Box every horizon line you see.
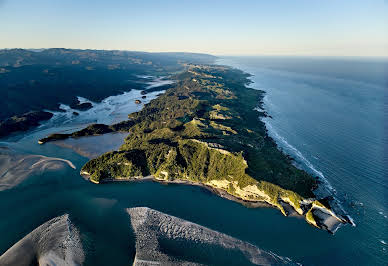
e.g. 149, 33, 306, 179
1, 47, 387, 58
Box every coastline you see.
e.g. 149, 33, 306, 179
258, 103, 354, 228
2, 50, 385, 265
220, 59, 354, 227
74, 64, 350, 233
80, 172, 274, 209
82, 171, 346, 233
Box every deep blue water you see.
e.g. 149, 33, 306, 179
218, 56, 388, 265
0, 58, 387, 265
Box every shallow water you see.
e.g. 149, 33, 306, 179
54, 132, 129, 159
0, 64, 387, 265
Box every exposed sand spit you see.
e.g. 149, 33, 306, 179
0, 214, 84, 266
127, 207, 295, 265
0, 148, 75, 191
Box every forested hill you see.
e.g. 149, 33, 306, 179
0, 48, 216, 121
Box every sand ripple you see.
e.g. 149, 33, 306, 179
0, 214, 84, 266
0, 147, 75, 191
128, 207, 295, 265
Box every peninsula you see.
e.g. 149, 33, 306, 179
41, 64, 349, 232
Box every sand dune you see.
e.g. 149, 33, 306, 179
0, 214, 84, 266
128, 207, 295, 266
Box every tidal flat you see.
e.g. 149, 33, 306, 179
54, 132, 129, 159
1, 54, 386, 265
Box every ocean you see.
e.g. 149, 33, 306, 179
218, 56, 388, 265
0, 58, 387, 265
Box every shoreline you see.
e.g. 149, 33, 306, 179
215, 59, 352, 228
76, 64, 350, 233
81, 172, 292, 212
239, 66, 353, 227
82, 172, 346, 233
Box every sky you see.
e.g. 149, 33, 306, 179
0, 0, 387, 56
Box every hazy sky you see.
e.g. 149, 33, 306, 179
1, 0, 387, 56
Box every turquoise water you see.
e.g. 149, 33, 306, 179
0, 58, 387, 265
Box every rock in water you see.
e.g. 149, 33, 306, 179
70, 101, 93, 111
127, 207, 295, 265
0, 214, 84, 266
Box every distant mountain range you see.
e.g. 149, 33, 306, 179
0, 48, 215, 137
0, 48, 215, 69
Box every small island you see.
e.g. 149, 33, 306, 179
70, 101, 93, 111
41, 64, 349, 232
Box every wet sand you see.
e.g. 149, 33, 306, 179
53, 132, 129, 159
128, 207, 294, 265
0, 214, 84, 266
0, 147, 75, 191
